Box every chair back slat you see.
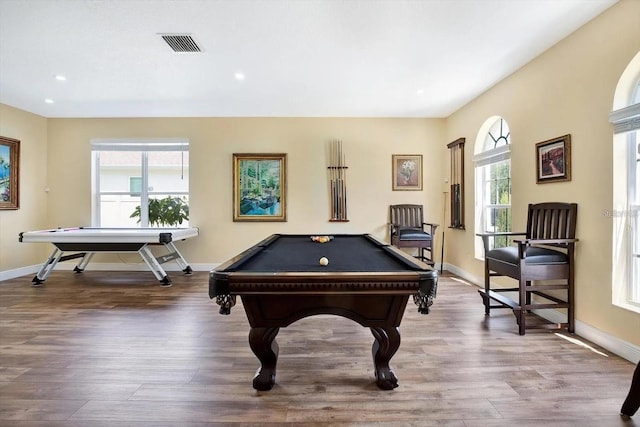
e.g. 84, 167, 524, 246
390, 204, 424, 228
526, 202, 577, 243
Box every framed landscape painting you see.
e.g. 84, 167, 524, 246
536, 134, 571, 184
233, 153, 287, 222
0, 136, 20, 210
392, 154, 422, 191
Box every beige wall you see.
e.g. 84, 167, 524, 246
1, 0, 639, 351
43, 117, 446, 264
444, 0, 640, 346
0, 104, 48, 270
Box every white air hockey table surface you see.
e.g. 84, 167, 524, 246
19, 227, 199, 286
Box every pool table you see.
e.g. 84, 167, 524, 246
19, 227, 198, 286
209, 233, 438, 391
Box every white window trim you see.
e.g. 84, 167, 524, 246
610, 97, 640, 313
90, 138, 189, 227
609, 103, 640, 134
90, 138, 189, 151
473, 144, 511, 167
473, 119, 512, 260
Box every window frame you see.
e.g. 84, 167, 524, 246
474, 117, 512, 259
90, 138, 189, 228
610, 66, 640, 313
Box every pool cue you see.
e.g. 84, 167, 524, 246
331, 140, 338, 220
334, 140, 338, 220
328, 141, 335, 219
340, 141, 346, 220
441, 191, 447, 273
338, 140, 343, 220
329, 141, 334, 220
440, 230, 445, 274
336, 140, 342, 220
335, 140, 339, 219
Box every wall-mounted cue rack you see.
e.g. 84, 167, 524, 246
447, 137, 465, 229
327, 139, 348, 222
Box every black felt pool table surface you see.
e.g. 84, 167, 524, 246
225, 234, 423, 272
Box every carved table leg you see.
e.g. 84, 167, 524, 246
370, 326, 400, 390
248, 327, 280, 391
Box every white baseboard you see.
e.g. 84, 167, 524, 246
443, 262, 640, 364
0, 265, 40, 282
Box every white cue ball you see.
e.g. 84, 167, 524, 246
319, 257, 329, 266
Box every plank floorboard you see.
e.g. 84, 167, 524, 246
0, 271, 636, 426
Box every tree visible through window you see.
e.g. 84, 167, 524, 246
91, 139, 189, 227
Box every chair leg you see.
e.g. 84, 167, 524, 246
621, 362, 640, 417
518, 277, 527, 335
418, 247, 434, 266
483, 261, 491, 316
568, 277, 575, 333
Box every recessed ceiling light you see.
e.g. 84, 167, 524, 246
234, 72, 245, 81
416, 89, 425, 95
55, 75, 66, 81
44, 99, 54, 104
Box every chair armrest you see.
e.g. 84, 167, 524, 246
476, 232, 526, 253
514, 238, 579, 245
514, 238, 579, 259
389, 222, 399, 236
475, 231, 526, 237
422, 222, 439, 236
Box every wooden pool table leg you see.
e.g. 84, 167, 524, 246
370, 326, 400, 390
248, 327, 280, 391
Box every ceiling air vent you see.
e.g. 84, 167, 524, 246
160, 34, 201, 53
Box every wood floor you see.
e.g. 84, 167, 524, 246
0, 270, 636, 426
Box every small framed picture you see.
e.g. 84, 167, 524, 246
233, 153, 287, 221
0, 136, 20, 210
392, 154, 422, 191
536, 134, 571, 184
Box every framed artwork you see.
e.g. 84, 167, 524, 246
233, 153, 287, 221
536, 134, 571, 184
0, 136, 20, 210
392, 154, 422, 191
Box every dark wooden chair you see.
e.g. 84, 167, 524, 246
477, 202, 578, 335
389, 204, 438, 266
621, 361, 640, 418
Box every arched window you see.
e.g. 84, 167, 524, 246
610, 51, 640, 313
473, 116, 512, 259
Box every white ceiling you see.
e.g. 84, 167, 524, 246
0, 0, 618, 119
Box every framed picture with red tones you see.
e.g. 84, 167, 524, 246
536, 134, 571, 184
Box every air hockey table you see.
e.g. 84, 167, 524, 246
19, 227, 199, 286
